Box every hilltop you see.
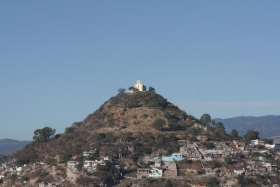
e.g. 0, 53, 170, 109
4, 90, 280, 187
13, 91, 199, 164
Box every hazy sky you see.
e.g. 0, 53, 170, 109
1, 1, 280, 140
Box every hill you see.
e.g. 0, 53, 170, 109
0, 139, 31, 155
13, 91, 199, 165
215, 115, 280, 139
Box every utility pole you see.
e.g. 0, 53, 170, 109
262, 125, 264, 139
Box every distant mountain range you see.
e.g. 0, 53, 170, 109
0, 139, 31, 155
215, 115, 280, 141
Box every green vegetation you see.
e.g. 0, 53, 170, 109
148, 86, 155, 92
152, 118, 166, 130
200, 113, 211, 125
108, 118, 115, 127
0, 154, 10, 165
65, 127, 74, 134
33, 126, 56, 142
13, 91, 195, 168
201, 142, 215, 149
206, 177, 220, 187
263, 138, 273, 144
231, 129, 239, 139
243, 130, 259, 144
117, 87, 126, 93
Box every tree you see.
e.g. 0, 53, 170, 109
152, 118, 166, 131
214, 122, 226, 135
33, 127, 56, 142
231, 129, 239, 139
243, 130, 259, 144
211, 120, 216, 127
128, 86, 138, 92
117, 87, 125, 93
200, 114, 211, 125
148, 86, 155, 92
165, 180, 173, 187
224, 157, 233, 164
206, 177, 220, 187
263, 139, 273, 144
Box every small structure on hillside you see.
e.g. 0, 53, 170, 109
134, 80, 146, 92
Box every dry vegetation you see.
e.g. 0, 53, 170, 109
14, 92, 199, 165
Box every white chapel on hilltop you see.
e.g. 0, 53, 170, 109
134, 80, 146, 92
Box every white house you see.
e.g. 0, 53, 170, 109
67, 161, 79, 168
234, 169, 245, 175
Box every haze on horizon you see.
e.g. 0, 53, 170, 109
1, 1, 279, 140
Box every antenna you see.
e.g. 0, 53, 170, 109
262, 125, 264, 139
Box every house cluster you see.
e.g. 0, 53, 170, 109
198, 141, 232, 161
66, 149, 122, 176
137, 157, 178, 178
244, 160, 278, 178
0, 161, 30, 186
179, 144, 202, 160
0, 160, 60, 187
1, 125, 280, 186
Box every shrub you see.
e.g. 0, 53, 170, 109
142, 114, 148, 118
108, 118, 115, 127
152, 118, 166, 130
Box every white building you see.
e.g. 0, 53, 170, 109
67, 161, 79, 168
234, 169, 245, 175
134, 80, 146, 92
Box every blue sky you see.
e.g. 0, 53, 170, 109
1, 1, 280, 140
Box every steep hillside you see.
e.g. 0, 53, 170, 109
13, 92, 199, 164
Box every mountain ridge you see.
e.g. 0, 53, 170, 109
0, 139, 31, 154
215, 115, 280, 138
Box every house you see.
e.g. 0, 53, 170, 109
67, 161, 79, 168
104, 156, 112, 161
265, 144, 275, 149
83, 149, 98, 157
163, 162, 177, 177
223, 169, 233, 176
263, 162, 277, 171
149, 168, 163, 178
162, 153, 183, 162
84, 160, 105, 169
245, 170, 257, 177
233, 169, 245, 175
251, 139, 264, 146
154, 159, 162, 167
257, 167, 267, 174
180, 145, 202, 160
232, 140, 246, 151
204, 168, 218, 175
204, 154, 212, 161
137, 168, 149, 178
193, 123, 207, 131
